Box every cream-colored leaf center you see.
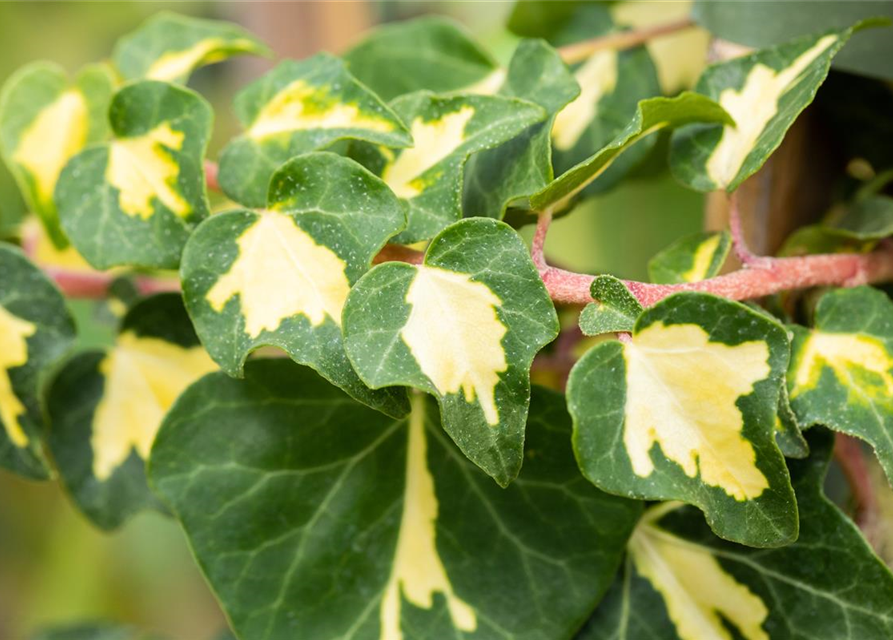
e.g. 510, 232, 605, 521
13, 89, 89, 207
462, 68, 507, 95
0, 305, 36, 448
382, 106, 474, 199
791, 330, 893, 401
247, 79, 396, 140
706, 35, 838, 188
401, 265, 507, 425
552, 49, 618, 151
623, 322, 770, 500
629, 504, 769, 640
91, 332, 216, 480
206, 211, 350, 338
145, 37, 252, 81
680, 234, 722, 283
380, 393, 476, 640
106, 122, 189, 219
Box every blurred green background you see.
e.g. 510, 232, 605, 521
0, 2, 708, 638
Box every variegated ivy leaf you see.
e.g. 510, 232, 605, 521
343, 218, 559, 486
788, 286, 893, 485
45, 294, 215, 530
149, 360, 641, 640
648, 230, 731, 285
462, 39, 580, 220
568, 292, 797, 547
383, 91, 546, 243
0, 243, 75, 479
547, 6, 662, 198
55, 80, 212, 270
0, 62, 114, 247
217, 54, 412, 208
670, 25, 865, 193
112, 11, 270, 84
579, 275, 643, 337
344, 16, 500, 102
511, 93, 732, 217
181, 152, 409, 418
580, 429, 893, 640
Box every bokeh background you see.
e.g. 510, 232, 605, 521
0, 2, 719, 638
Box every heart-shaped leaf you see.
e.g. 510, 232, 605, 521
579, 429, 893, 640
343, 218, 559, 486
46, 294, 215, 530
149, 361, 641, 640
56, 80, 213, 270
182, 152, 409, 418
568, 292, 797, 547
0, 62, 114, 247
112, 11, 271, 84
217, 54, 412, 208
579, 275, 644, 336
0, 243, 75, 479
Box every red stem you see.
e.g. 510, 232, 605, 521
205, 160, 220, 192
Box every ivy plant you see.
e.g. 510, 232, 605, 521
3, 5, 893, 640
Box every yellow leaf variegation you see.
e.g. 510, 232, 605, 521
569, 293, 797, 547
0, 305, 37, 448
91, 332, 216, 481
629, 504, 769, 640
381, 394, 477, 640
402, 265, 508, 426
206, 210, 351, 338
623, 322, 771, 501
343, 218, 559, 486
551, 50, 618, 151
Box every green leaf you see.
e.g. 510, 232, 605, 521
45, 294, 215, 530
549, 11, 663, 199
462, 39, 580, 220
181, 152, 409, 418
0, 242, 75, 479
149, 361, 641, 640
648, 230, 731, 284
670, 25, 865, 193
568, 292, 797, 547
383, 91, 546, 243
112, 11, 271, 84
216, 54, 412, 208
827, 194, 893, 240
343, 218, 559, 486
579, 275, 644, 336
788, 286, 893, 486
513, 93, 732, 216
776, 384, 810, 459
344, 16, 499, 102
579, 429, 893, 640
56, 80, 212, 270
694, 1, 893, 81
0, 62, 114, 247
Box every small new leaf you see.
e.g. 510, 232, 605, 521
648, 230, 731, 284
344, 16, 499, 101
0, 62, 114, 247
149, 362, 640, 640
383, 91, 546, 243
580, 430, 893, 640
788, 286, 893, 486
0, 243, 75, 479
671, 24, 867, 192
56, 80, 212, 270
343, 218, 559, 486
568, 292, 797, 547
217, 54, 412, 208
182, 152, 409, 418
46, 294, 216, 530
514, 93, 732, 216
579, 275, 644, 336
112, 11, 271, 83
